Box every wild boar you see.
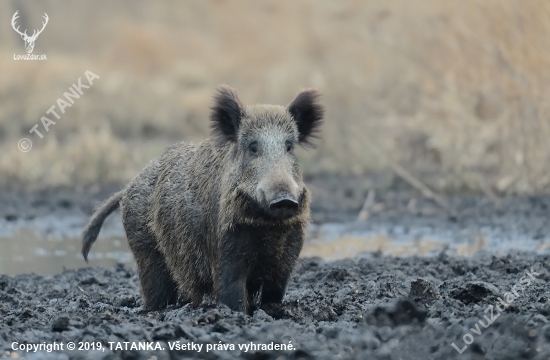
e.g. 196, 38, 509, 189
82, 85, 324, 313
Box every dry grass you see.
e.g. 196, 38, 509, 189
1, 0, 550, 194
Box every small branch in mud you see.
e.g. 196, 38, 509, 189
363, 141, 450, 213
391, 164, 450, 211
357, 189, 375, 222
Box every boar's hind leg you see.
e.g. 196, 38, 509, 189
127, 232, 178, 310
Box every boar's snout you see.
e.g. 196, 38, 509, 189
257, 166, 301, 220
269, 192, 299, 219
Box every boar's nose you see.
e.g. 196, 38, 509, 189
269, 193, 299, 219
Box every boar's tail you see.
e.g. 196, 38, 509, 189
82, 190, 124, 262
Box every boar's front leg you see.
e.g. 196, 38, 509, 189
261, 229, 303, 305
219, 232, 250, 313
261, 269, 291, 304
219, 262, 249, 313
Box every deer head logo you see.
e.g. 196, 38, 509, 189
11, 11, 49, 54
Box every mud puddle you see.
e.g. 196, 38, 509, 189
1, 211, 549, 275
305, 221, 549, 259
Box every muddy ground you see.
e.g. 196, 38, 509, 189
1, 253, 550, 360
1, 179, 550, 359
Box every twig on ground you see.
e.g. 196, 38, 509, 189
357, 189, 375, 222
391, 164, 450, 211
364, 141, 451, 213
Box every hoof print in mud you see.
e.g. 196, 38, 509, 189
450, 281, 499, 304
51, 315, 70, 332
366, 300, 427, 327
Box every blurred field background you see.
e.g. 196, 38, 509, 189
1, 0, 550, 195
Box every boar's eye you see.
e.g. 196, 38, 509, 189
249, 141, 259, 155
285, 141, 294, 154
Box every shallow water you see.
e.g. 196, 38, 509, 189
0, 213, 548, 275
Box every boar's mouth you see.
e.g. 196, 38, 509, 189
236, 190, 304, 221
269, 194, 299, 219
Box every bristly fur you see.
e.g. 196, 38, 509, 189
210, 85, 244, 145
288, 89, 324, 147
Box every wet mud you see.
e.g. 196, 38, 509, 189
1, 253, 550, 359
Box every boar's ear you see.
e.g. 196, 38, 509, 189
288, 89, 324, 146
210, 85, 244, 145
